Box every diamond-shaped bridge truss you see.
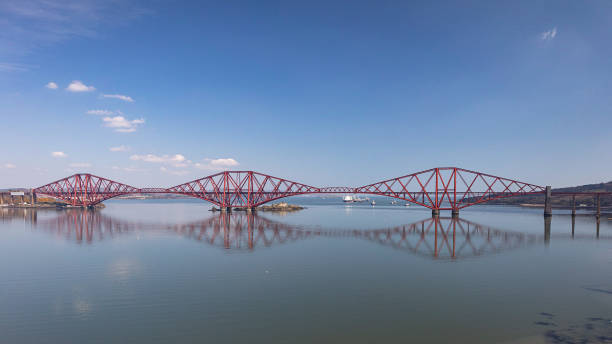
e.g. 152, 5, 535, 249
34, 168, 546, 209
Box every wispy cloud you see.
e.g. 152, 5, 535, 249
87, 109, 115, 115
69, 162, 91, 168
66, 80, 95, 92
112, 166, 147, 172
45, 81, 58, 89
160, 166, 190, 176
102, 94, 134, 102
109, 145, 129, 152
102, 116, 145, 133
540, 27, 557, 41
0, 1, 150, 57
0, 62, 33, 72
126, 154, 239, 174
130, 154, 186, 165
195, 158, 239, 170
51, 151, 67, 158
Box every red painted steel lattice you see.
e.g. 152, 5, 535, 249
34, 167, 547, 209
166, 171, 319, 208
354, 167, 546, 210
34, 174, 139, 207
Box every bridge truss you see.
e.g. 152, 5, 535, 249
33, 167, 547, 210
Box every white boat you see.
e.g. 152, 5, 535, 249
405, 203, 411, 207
343, 195, 354, 203
371, 200, 376, 206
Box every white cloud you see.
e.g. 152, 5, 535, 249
87, 109, 115, 115
112, 166, 147, 172
109, 145, 129, 152
195, 158, 239, 170
66, 80, 95, 92
51, 151, 67, 158
45, 81, 58, 89
540, 27, 557, 41
102, 116, 145, 133
3, 163, 16, 169
69, 162, 91, 168
130, 154, 186, 164
126, 154, 238, 173
102, 94, 134, 102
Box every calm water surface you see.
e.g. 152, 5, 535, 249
1, 198, 611, 343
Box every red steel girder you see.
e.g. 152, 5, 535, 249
34, 173, 140, 207
32, 167, 568, 209
354, 167, 546, 210
166, 171, 319, 208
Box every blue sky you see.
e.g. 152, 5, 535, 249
1, 1, 611, 188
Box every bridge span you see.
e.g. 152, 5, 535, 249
32, 167, 610, 217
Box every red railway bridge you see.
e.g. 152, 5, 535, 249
32, 167, 610, 217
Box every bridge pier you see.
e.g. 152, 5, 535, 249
571, 195, 576, 217
544, 186, 552, 217
595, 194, 601, 219
451, 209, 459, 217
431, 209, 440, 217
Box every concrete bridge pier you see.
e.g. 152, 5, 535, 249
544, 186, 552, 217
431, 209, 440, 217
451, 209, 459, 217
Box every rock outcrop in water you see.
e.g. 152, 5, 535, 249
257, 202, 304, 212
210, 202, 304, 212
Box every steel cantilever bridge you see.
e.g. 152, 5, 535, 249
34, 167, 547, 213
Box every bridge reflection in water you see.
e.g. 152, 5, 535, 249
2, 208, 606, 260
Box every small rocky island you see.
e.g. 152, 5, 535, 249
210, 202, 304, 213
257, 202, 304, 212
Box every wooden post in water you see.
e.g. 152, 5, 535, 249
571, 195, 576, 217
544, 216, 551, 244
544, 186, 552, 217
595, 194, 601, 219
